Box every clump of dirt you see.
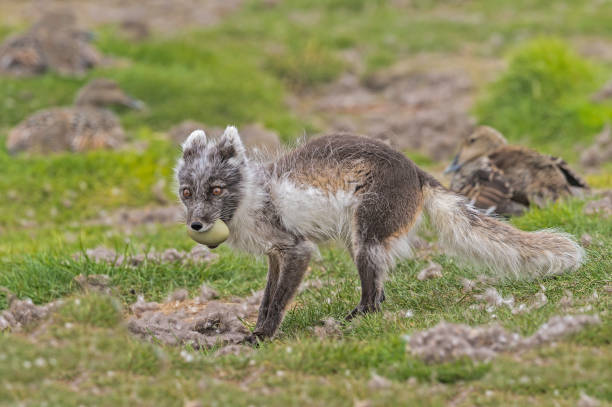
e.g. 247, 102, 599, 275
0, 10, 101, 76
167, 121, 281, 154
295, 64, 475, 160
409, 322, 518, 363
73, 244, 218, 266
407, 314, 600, 364
313, 317, 342, 339
583, 190, 612, 219
73, 274, 113, 295
580, 125, 612, 169
199, 284, 220, 301
417, 261, 443, 281
167, 288, 189, 302
581, 233, 593, 247
127, 286, 262, 349
0, 292, 60, 332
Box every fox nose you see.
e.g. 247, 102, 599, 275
190, 221, 203, 231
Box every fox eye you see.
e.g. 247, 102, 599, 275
211, 186, 223, 196
182, 188, 192, 198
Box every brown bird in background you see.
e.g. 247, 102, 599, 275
7, 78, 144, 154
444, 126, 589, 216
0, 10, 100, 77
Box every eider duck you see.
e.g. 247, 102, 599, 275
0, 10, 99, 77
7, 78, 143, 154
445, 126, 588, 216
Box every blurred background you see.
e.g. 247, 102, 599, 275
1, 0, 611, 255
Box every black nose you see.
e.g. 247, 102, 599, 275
190, 221, 203, 231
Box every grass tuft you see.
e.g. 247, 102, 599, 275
476, 38, 612, 155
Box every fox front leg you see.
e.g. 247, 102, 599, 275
254, 251, 281, 332
246, 241, 312, 343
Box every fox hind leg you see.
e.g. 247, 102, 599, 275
346, 243, 390, 320
346, 184, 421, 320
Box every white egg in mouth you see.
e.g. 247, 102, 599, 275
187, 219, 229, 248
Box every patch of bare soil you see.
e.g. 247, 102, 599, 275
580, 124, 612, 169
128, 285, 262, 349
0, 0, 246, 34
0, 292, 61, 332
576, 37, 612, 63
408, 314, 601, 364
293, 60, 478, 160
73, 245, 218, 266
583, 190, 612, 219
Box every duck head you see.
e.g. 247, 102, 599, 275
445, 126, 507, 174
74, 78, 145, 110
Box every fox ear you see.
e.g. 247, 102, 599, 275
182, 129, 207, 153
217, 126, 245, 161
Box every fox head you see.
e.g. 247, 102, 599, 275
175, 126, 247, 232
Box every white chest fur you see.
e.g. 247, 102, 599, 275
271, 178, 358, 243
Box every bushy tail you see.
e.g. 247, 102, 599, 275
422, 185, 584, 279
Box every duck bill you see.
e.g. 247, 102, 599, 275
126, 98, 146, 110
444, 154, 462, 174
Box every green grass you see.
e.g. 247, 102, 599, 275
476, 38, 612, 156
1, 0, 612, 405
0, 199, 610, 405
0, 135, 177, 231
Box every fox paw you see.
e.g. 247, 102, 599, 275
345, 303, 381, 321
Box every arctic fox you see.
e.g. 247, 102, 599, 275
175, 126, 584, 342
